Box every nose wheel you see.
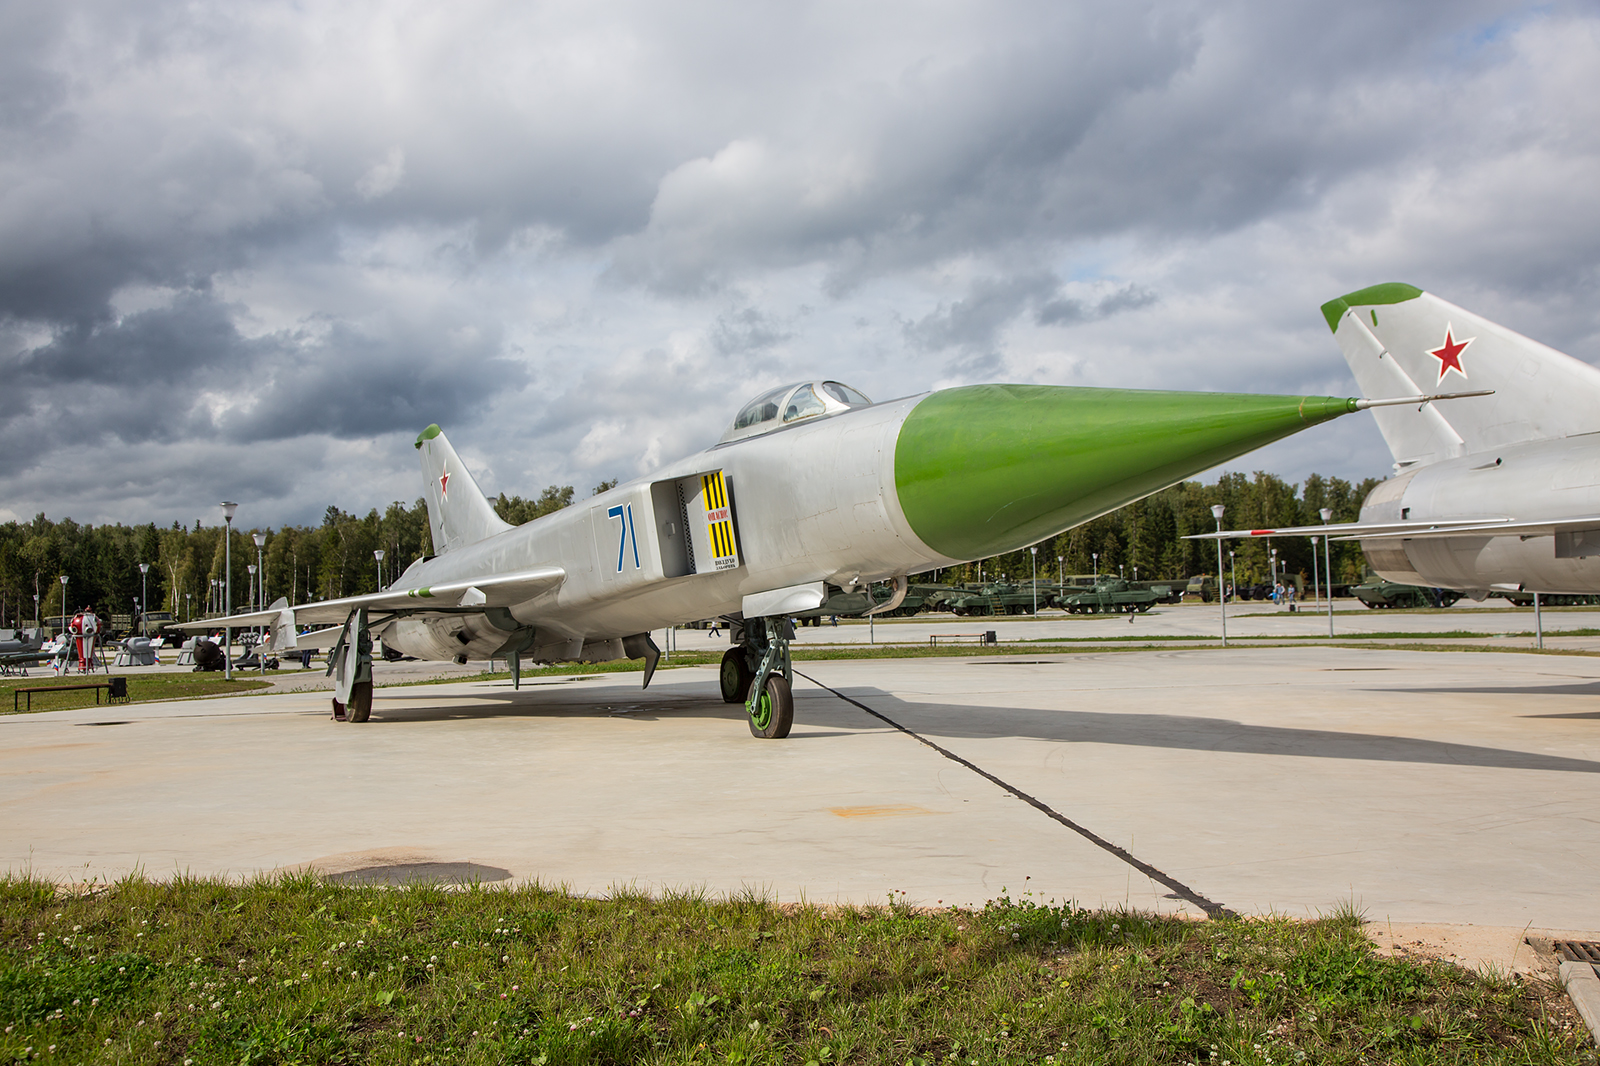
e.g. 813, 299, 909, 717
747, 672, 792, 739
727, 617, 794, 739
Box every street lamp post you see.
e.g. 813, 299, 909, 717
1030, 546, 1037, 615
374, 549, 386, 591
185, 592, 192, 623
222, 502, 238, 681
253, 533, 266, 609
1320, 508, 1334, 637
33, 593, 39, 630
1229, 549, 1237, 603
1057, 555, 1063, 599
247, 565, 257, 611
138, 562, 150, 637
58, 574, 68, 636
1211, 505, 1227, 646
1092, 552, 1098, 581
1310, 536, 1321, 617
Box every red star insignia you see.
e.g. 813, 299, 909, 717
1428, 326, 1473, 383
439, 470, 450, 498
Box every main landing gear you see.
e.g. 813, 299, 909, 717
328, 608, 375, 723
720, 616, 793, 739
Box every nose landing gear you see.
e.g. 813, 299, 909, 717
719, 616, 794, 739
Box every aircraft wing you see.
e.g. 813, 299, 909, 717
1185, 516, 1600, 541
174, 566, 567, 631
173, 608, 287, 632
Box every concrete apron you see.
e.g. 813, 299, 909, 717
4, 645, 1599, 1037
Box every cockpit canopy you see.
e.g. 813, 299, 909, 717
719, 380, 873, 443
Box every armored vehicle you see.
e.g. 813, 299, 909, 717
1058, 579, 1162, 614
792, 582, 957, 624
1351, 579, 1461, 609
948, 583, 1041, 616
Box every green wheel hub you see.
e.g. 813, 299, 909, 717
749, 687, 773, 730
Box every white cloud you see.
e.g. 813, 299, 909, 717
1, 0, 1598, 526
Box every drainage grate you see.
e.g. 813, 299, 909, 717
1556, 940, 1600, 963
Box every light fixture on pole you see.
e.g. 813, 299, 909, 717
138, 562, 149, 636
1229, 549, 1237, 603
221, 501, 238, 681
253, 533, 266, 610
1320, 507, 1334, 637
185, 592, 192, 623
1057, 555, 1063, 598
33, 593, 39, 630
374, 549, 386, 591
1029, 546, 1037, 615
1270, 547, 1279, 598
1211, 505, 1227, 646
58, 574, 68, 635
247, 565, 257, 611
1092, 552, 1098, 581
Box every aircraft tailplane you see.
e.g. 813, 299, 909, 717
1322, 283, 1600, 469
414, 425, 514, 554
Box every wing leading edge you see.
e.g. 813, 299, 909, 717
174, 566, 567, 631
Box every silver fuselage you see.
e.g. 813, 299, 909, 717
382, 396, 950, 663
1360, 433, 1600, 594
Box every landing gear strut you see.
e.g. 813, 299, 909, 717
328, 608, 375, 723
722, 617, 794, 739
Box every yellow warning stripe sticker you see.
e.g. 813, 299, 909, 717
701, 470, 738, 569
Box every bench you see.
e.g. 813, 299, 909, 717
12, 677, 127, 713
929, 631, 998, 647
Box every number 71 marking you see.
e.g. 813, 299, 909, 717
607, 503, 640, 572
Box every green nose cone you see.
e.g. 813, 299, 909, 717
894, 385, 1357, 560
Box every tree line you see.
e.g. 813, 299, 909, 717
929, 471, 1383, 590
0, 470, 1378, 629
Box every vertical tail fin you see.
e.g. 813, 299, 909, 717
414, 425, 514, 553
1322, 283, 1600, 469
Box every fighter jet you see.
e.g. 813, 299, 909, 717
1192, 283, 1600, 599
194, 376, 1423, 737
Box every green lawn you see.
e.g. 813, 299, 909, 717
0, 674, 273, 715
0, 878, 1589, 1065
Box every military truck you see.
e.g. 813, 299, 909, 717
1058, 579, 1162, 614
1351, 579, 1461, 609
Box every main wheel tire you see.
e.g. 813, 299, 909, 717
347, 680, 373, 723
747, 673, 793, 739
720, 648, 753, 704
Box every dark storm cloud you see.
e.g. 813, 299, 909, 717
1, 292, 524, 464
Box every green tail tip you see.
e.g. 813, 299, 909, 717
415, 424, 442, 449
1320, 282, 1424, 333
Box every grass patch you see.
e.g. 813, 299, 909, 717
0, 675, 274, 716
0, 878, 1589, 1065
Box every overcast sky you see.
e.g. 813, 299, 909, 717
3, 0, 1598, 529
